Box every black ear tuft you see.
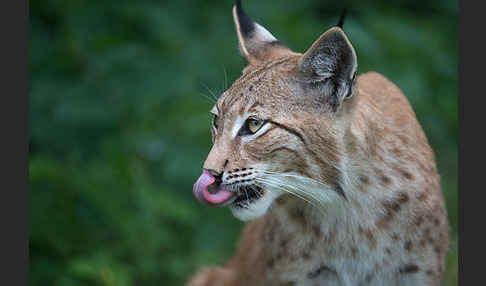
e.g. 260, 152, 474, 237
235, 0, 255, 37
337, 9, 347, 29
232, 0, 292, 64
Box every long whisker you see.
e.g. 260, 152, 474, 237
261, 182, 326, 217
255, 177, 323, 211
260, 170, 341, 204
199, 82, 219, 102
198, 92, 216, 104
258, 176, 324, 206
262, 170, 329, 189
222, 65, 228, 91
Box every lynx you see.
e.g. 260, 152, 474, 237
187, 1, 449, 285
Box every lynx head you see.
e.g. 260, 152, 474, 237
193, 0, 358, 221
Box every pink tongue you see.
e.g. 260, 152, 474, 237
193, 170, 235, 206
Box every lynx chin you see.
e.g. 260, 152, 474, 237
188, 1, 449, 285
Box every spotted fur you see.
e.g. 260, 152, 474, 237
186, 2, 449, 286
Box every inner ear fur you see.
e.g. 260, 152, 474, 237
297, 27, 358, 111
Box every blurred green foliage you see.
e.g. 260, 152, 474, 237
30, 0, 457, 285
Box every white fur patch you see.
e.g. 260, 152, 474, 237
210, 105, 219, 116
232, 115, 246, 138
241, 122, 271, 142
230, 189, 280, 221
254, 23, 277, 43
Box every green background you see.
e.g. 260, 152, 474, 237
30, 0, 457, 285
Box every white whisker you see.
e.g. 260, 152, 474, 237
255, 177, 324, 212
261, 170, 342, 204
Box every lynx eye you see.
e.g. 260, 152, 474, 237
239, 118, 266, 135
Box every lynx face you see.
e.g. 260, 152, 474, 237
193, 3, 357, 221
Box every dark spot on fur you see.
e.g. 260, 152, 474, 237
289, 208, 307, 227
280, 237, 289, 249
391, 233, 400, 241
417, 192, 428, 201
385, 248, 391, 255
434, 218, 440, 226
434, 247, 441, 255
398, 135, 409, 144
360, 175, 370, 184
268, 230, 275, 243
377, 198, 403, 229
307, 240, 316, 251
351, 247, 358, 257
392, 147, 402, 156
376, 212, 393, 229
302, 251, 311, 260
312, 225, 323, 237
380, 175, 391, 185
402, 170, 413, 180
404, 241, 413, 251
390, 201, 401, 212
249, 85, 254, 91
267, 258, 275, 268
359, 227, 376, 248
395, 166, 414, 180
424, 228, 433, 243
397, 192, 409, 204
415, 215, 424, 226
365, 273, 373, 283
400, 264, 419, 274
326, 230, 336, 243
307, 264, 332, 279
276, 196, 287, 205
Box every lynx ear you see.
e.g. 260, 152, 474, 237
232, 0, 292, 65
298, 27, 358, 111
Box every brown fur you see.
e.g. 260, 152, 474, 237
186, 4, 449, 286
